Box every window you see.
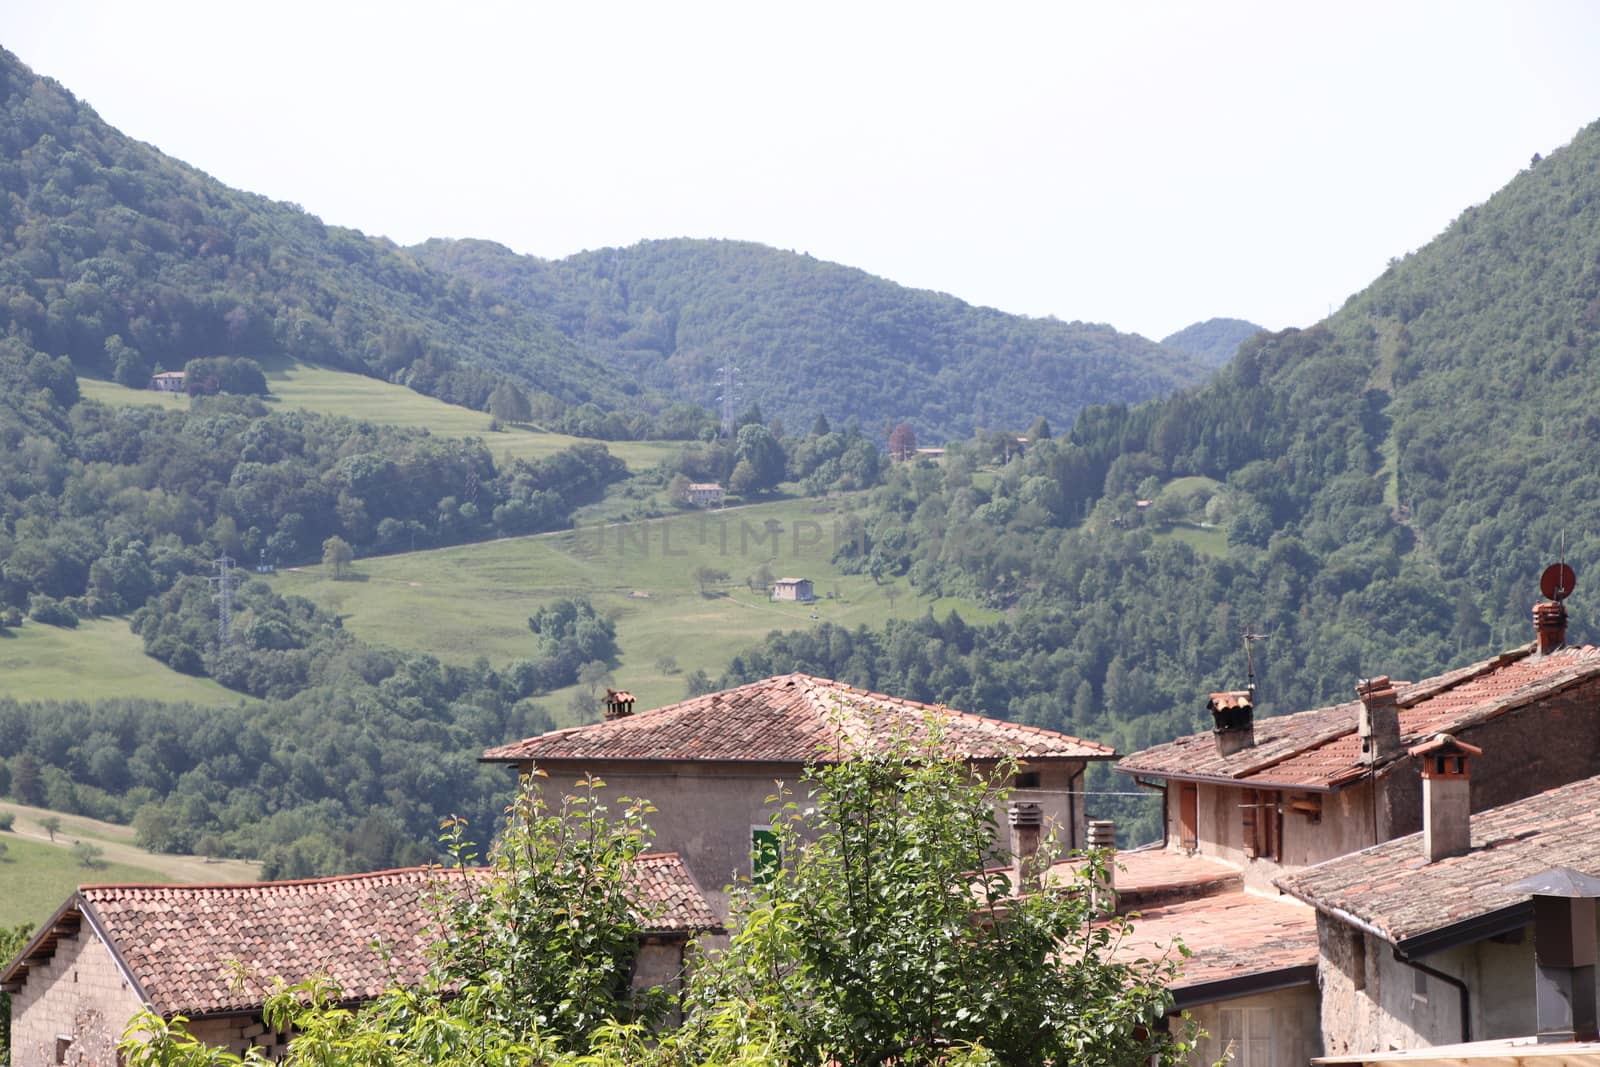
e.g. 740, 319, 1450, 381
1413, 966, 1429, 1003
1014, 771, 1041, 789
1218, 1007, 1274, 1067
751, 826, 781, 886
55, 1036, 72, 1065
1240, 789, 1281, 861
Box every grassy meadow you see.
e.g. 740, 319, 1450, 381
271, 496, 997, 720
0, 616, 253, 707
76, 362, 682, 471
0, 801, 261, 928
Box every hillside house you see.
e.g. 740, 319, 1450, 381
770, 577, 814, 602
2, 859, 716, 1066
481, 673, 1117, 920
1111, 592, 1600, 1065
1119, 600, 1600, 892
684, 482, 724, 507
1278, 766, 1600, 1057
148, 370, 185, 393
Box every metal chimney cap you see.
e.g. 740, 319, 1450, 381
1506, 866, 1600, 899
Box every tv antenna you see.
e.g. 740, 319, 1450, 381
1241, 628, 1267, 695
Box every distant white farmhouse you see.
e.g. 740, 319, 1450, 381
684, 483, 724, 507
149, 370, 186, 393
771, 577, 815, 602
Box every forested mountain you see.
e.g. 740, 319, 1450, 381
1160, 317, 1263, 367
717, 120, 1600, 842
413, 237, 1212, 440
0, 47, 635, 417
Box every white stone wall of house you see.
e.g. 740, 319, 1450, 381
8, 930, 143, 1067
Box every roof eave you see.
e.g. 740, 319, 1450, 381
1115, 764, 1343, 794
1171, 963, 1319, 1012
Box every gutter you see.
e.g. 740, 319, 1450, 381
1272, 884, 1509, 1047
1171, 963, 1319, 1013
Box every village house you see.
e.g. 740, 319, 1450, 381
1278, 765, 1600, 1058
769, 577, 814, 602
2, 858, 716, 1067
1111, 590, 1600, 1065
480, 673, 1117, 921
147, 370, 185, 393
683, 482, 724, 507
1119, 598, 1600, 892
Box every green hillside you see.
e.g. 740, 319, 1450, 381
0, 616, 249, 706
0, 46, 630, 420
0, 801, 260, 927
271, 495, 997, 716
77, 363, 682, 471
1159, 317, 1264, 368
711, 119, 1600, 844
413, 237, 1212, 440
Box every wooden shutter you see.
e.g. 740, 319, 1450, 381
1178, 783, 1199, 850
1241, 788, 1259, 857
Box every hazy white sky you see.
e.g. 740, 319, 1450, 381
5, 2, 1600, 340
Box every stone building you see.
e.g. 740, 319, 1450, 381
3, 858, 716, 1066
1111, 595, 1600, 1065
1278, 768, 1600, 1056
481, 672, 1116, 922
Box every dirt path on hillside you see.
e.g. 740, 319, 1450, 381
0, 799, 260, 883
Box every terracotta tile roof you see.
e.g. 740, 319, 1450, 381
1, 854, 715, 1017
1275, 774, 1600, 949
1108, 890, 1317, 1003
482, 672, 1115, 765
1117, 645, 1600, 791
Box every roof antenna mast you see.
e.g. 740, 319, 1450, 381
1242, 627, 1267, 698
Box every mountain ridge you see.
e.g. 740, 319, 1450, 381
412, 235, 1212, 439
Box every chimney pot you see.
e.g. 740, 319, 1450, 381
1409, 733, 1481, 862
1209, 690, 1255, 758
1358, 675, 1403, 765
1008, 800, 1044, 893
1535, 600, 1568, 656
602, 688, 636, 721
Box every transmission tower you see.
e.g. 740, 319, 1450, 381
717, 361, 739, 439
209, 554, 238, 646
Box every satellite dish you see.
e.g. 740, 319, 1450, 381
1541, 562, 1577, 602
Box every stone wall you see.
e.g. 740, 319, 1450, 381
8, 926, 143, 1067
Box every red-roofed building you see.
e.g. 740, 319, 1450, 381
482, 672, 1117, 919
1119, 602, 1600, 893
2, 857, 716, 1067
1111, 591, 1600, 1064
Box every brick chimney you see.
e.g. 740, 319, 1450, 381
602, 688, 636, 721
1535, 600, 1568, 656
1506, 867, 1600, 1044
1357, 675, 1403, 765
1410, 733, 1481, 862
1209, 690, 1255, 758
1008, 800, 1044, 893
